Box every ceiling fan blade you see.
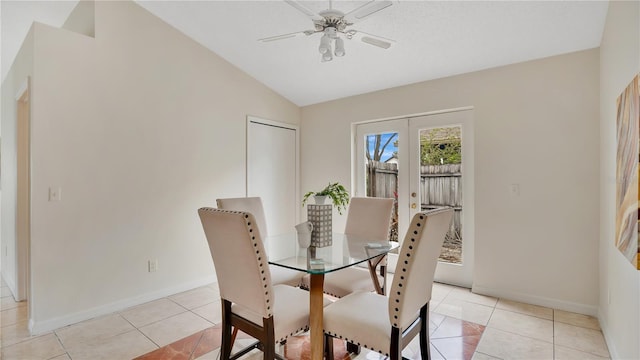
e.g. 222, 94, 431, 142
284, 0, 324, 22
259, 30, 316, 43
344, 0, 393, 23
362, 36, 391, 49
347, 29, 394, 49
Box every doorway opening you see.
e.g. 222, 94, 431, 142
16, 79, 31, 304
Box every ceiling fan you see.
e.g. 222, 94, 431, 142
259, 0, 395, 62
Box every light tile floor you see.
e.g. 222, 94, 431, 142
0, 276, 611, 360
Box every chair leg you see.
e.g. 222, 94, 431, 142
221, 300, 233, 360
419, 303, 431, 360
231, 327, 238, 349
390, 327, 402, 360
263, 317, 276, 360
324, 334, 334, 360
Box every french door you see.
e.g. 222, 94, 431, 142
354, 110, 474, 287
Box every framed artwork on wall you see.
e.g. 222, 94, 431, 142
615, 74, 639, 270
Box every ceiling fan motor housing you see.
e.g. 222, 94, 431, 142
314, 9, 350, 32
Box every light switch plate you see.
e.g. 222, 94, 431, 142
49, 187, 62, 201
148, 259, 158, 272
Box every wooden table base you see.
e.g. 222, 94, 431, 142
309, 273, 325, 360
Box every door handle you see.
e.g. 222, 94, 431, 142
411, 203, 417, 209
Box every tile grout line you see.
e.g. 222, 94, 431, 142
118, 309, 164, 349
3, 282, 610, 360
51, 329, 71, 360
187, 329, 207, 360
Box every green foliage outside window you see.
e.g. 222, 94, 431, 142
420, 127, 461, 165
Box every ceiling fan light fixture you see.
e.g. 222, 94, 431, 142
319, 34, 331, 54
322, 46, 333, 61
334, 37, 345, 57
266, 0, 395, 63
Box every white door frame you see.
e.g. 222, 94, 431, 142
15, 77, 31, 302
353, 108, 475, 287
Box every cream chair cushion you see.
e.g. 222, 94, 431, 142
199, 208, 323, 351
389, 208, 453, 329
199, 208, 273, 318
216, 197, 269, 236
323, 290, 392, 354
319, 268, 384, 298
216, 197, 304, 287
344, 197, 394, 240
301, 197, 394, 297
270, 266, 306, 287
233, 284, 331, 343
323, 209, 454, 357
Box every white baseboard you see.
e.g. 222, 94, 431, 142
471, 284, 598, 316
2, 273, 18, 300
597, 311, 619, 360
29, 275, 217, 335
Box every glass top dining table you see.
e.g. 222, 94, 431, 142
265, 233, 398, 360
265, 232, 398, 274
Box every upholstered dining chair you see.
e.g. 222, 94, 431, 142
323, 208, 454, 360
300, 197, 394, 297
198, 208, 322, 360
216, 197, 304, 287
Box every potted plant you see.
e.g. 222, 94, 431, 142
302, 182, 350, 215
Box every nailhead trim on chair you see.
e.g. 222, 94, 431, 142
201, 207, 313, 348
389, 208, 451, 329
277, 325, 310, 343
242, 211, 273, 317
332, 210, 429, 356
298, 276, 385, 298
388, 212, 428, 328
324, 208, 451, 357
297, 284, 346, 299
199, 208, 273, 318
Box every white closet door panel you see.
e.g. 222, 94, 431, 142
248, 117, 298, 237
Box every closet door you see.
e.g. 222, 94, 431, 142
247, 116, 299, 236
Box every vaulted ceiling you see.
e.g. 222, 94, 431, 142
1, 1, 609, 106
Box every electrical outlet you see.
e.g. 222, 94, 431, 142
148, 259, 158, 273
509, 184, 520, 197
48, 187, 62, 201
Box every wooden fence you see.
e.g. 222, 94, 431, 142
366, 161, 462, 262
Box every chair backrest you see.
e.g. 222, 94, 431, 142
388, 208, 453, 329
198, 208, 273, 318
344, 197, 394, 240
216, 197, 269, 237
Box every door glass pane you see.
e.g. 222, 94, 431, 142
419, 126, 463, 264
365, 132, 399, 241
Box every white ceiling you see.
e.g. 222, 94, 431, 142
2, 1, 609, 106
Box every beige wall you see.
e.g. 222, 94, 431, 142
599, 1, 640, 359
2, 1, 299, 333
302, 49, 600, 314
